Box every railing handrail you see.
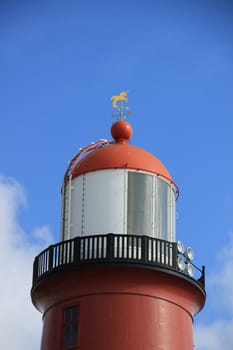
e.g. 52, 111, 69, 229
32, 233, 205, 290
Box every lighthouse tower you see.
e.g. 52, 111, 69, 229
31, 93, 206, 350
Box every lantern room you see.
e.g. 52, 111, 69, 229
61, 120, 179, 242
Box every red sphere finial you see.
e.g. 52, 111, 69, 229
111, 120, 133, 143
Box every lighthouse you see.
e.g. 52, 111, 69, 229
31, 92, 206, 350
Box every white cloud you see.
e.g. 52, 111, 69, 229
195, 320, 233, 350
32, 225, 53, 247
194, 233, 233, 350
0, 176, 54, 350
213, 233, 233, 312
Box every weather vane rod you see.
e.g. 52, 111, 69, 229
111, 91, 132, 120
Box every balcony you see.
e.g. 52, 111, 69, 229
32, 233, 205, 291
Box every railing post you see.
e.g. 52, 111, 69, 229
48, 245, 54, 272
141, 236, 148, 262
74, 237, 80, 264
33, 258, 38, 284
107, 234, 114, 260
199, 265, 205, 288
172, 242, 178, 269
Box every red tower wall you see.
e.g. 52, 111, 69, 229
32, 266, 205, 350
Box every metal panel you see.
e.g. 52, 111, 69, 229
69, 176, 83, 238
68, 170, 126, 237
127, 172, 153, 235
127, 171, 176, 241
84, 170, 125, 235
154, 177, 176, 242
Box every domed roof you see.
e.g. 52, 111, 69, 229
71, 120, 174, 184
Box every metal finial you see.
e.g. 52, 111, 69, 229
111, 91, 132, 120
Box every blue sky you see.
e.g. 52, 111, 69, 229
1, 1, 233, 349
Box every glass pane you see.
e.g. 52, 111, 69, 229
167, 185, 176, 242
64, 308, 71, 322
154, 178, 176, 241
64, 325, 70, 338
127, 172, 153, 235
64, 337, 69, 348
72, 307, 78, 321
71, 323, 77, 344
63, 325, 71, 348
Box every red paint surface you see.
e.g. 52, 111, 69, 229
111, 120, 133, 143
71, 142, 173, 183
32, 266, 205, 350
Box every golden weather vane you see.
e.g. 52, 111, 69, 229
111, 91, 132, 120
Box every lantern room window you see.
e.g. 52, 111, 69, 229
127, 171, 176, 241
127, 172, 153, 235
63, 306, 79, 349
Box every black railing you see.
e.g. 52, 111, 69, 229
32, 234, 205, 289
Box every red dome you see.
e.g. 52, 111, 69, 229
71, 142, 173, 182
70, 120, 177, 191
